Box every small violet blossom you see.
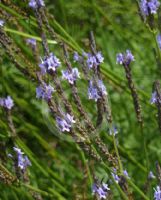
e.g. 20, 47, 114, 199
62, 68, 80, 84
111, 168, 130, 184
36, 83, 55, 100
92, 182, 110, 199
56, 113, 75, 132
26, 38, 36, 47
123, 170, 130, 179
88, 79, 107, 101
116, 50, 134, 66
86, 51, 104, 69
39, 53, 61, 74
13, 147, 31, 171
140, 0, 160, 20
29, 0, 45, 9
111, 168, 120, 183
148, 171, 156, 179
154, 186, 161, 200
111, 172, 120, 184
109, 125, 118, 136
157, 34, 161, 49
73, 52, 80, 62
0, 19, 4, 27
0, 96, 14, 110
150, 91, 157, 104
73, 51, 87, 63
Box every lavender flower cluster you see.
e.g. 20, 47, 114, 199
88, 79, 107, 101
74, 51, 107, 101
0, 96, 14, 110
36, 83, 55, 100
73, 51, 104, 69
116, 50, 134, 66
154, 186, 161, 200
151, 91, 161, 104
140, 0, 160, 19
13, 147, 31, 171
92, 182, 110, 199
111, 168, 130, 184
62, 68, 80, 85
29, 0, 45, 9
39, 53, 61, 74
26, 38, 36, 47
56, 113, 75, 132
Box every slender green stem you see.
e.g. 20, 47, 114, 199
127, 178, 150, 200
105, 134, 147, 173
140, 125, 149, 173
21, 183, 53, 197
112, 133, 123, 174
4, 27, 57, 44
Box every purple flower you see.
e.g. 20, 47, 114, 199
86, 53, 97, 68
139, 0, 160, 19
92, 182, 110, 199
0, 96, 14, 110
150, 91, 157, 104
88, 79, 107, 101
96, 51, 104, 64
157, 34, 161, 49
86, 52, 104, 68
97, 187, 107, 199
0, 98, 4, 107
13, 147, 31, 171
98, 80, 107, 96
154, 186, 161, 200
39, 58, 47, 75
26, 38, 36, 47
116, 50, 134, 66
13, 147, 23, 155
140, 0, 149, 18
39, 53, 61, 74
123, 170, 130, 179
36, 83, 55, 100
36, 86, 44, 99
0, 19, 4, 27
23, 156, 32, 169
88, 80, 100, 101
109, 125, 118, 136
56, 113, 75, 132
148, 0, 160, 14
29, 0, 45, 9
116, 53, 124, 65
111, 172, 120, 184
62, 68, 80, 84
148, 171, 156, 179
92, 183, 98, 194
102, 183, 110, 191
46, 53, 61, 71
126, 50, 135, 64
73, 52, 80, 62
111, 168, 120, 183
